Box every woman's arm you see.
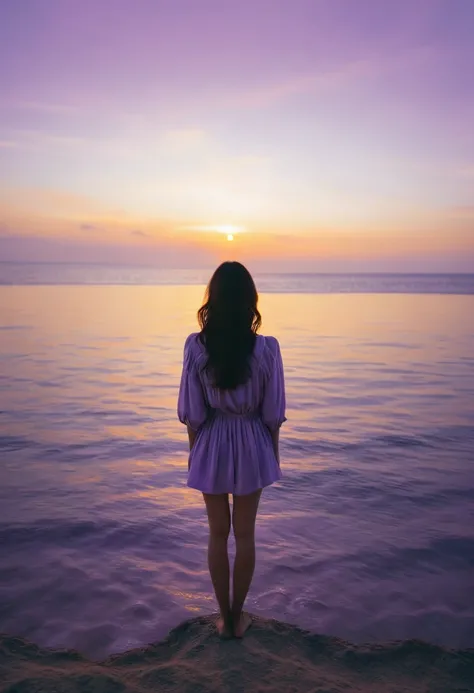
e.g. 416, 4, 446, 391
186, 425, 198, 470
270, 428, 280, 465
261, 337, 285, 467
178, 336, 208, 463
187, 424, 198, 451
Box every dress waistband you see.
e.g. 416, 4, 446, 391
211, 409, 258, 420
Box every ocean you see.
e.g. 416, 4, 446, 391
0, 264, 473, 658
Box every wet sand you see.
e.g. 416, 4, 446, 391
2, 615, 473, 693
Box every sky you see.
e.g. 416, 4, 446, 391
0, 0, 473, 272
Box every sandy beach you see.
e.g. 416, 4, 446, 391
2, 615, 473, 693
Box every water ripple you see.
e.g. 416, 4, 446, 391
0, 286, 473, 657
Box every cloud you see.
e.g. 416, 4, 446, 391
1, 219, 473, 272
219, 46, 439, 112
0, 140, 18, 149
7, 127, 147, 160
161, 128, 211, 153
3, 100, 77, 115
10, 129, 86, 150
0, 187, 115, 218
448, 206, 474, 225
218, 60, 375, 110
0, 233, 216, 268
455, 166, 474, 180
178, 224, 244, 234
80, 223, 98, 231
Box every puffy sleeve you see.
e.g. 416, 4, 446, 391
177, 334, 208, 431
261, 336, 287, 431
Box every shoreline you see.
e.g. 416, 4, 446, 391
2, 615, 473, 693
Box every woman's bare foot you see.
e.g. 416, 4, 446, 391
233, 612, 252, 638
216, 616, 232, 639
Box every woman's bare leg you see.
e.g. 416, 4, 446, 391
231, 489, 262, 637
203, 493, 232, 636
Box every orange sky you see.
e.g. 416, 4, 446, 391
1, 1, 473, 271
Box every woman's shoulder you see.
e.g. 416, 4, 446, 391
184, 332, 201, 349
259, 334, 280, 352
183, 332, 206, 360
255, 334, 281, 364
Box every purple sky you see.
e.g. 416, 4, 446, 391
0, 0, 473, 271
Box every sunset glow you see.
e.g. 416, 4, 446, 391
217, 225, 241, 236
0, 0, 473, 271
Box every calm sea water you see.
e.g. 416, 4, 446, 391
1, 261, 474, 294
0, 268, 473, 658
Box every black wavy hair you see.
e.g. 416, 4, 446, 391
198, 261, 261, 389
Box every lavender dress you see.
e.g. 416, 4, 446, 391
178, 333, 286, 496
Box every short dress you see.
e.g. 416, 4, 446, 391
178, 333, 286, 496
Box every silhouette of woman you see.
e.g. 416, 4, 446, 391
178, 262, 286, 637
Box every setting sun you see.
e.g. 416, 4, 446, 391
215, 225, 241, 235
227, 234, 234, 242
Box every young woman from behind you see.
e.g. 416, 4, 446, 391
178, 261, 286, 638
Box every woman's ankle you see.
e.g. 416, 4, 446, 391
231, 604, 242, 623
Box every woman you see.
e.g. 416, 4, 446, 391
178, 261, 286, 638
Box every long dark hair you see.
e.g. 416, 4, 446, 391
198, 262, 261, 389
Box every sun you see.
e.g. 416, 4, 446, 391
210, 223, 242, 242
215, 224, 242, 235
